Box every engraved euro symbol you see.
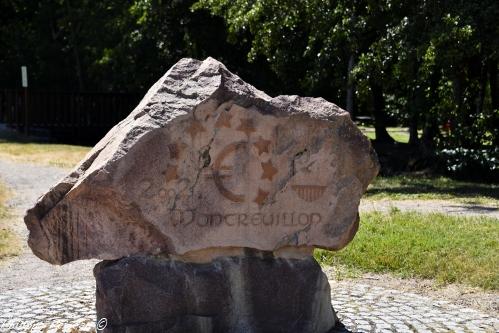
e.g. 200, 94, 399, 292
212, 141, 248, 203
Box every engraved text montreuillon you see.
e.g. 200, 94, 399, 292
169, 211, 322, 228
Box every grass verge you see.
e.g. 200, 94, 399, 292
365, 174, 499, 205
315, 210, 499, 290
0, 181, 20, 260
358, 126, 419, 143
0, 141, 91, 168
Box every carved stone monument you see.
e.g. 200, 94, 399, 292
25, 57, 378, 332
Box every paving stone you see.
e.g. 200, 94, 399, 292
0, 280, 497, 332
356, 324, 373, 332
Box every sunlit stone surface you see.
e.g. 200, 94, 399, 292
25, 57, 378, 264
25, 57, 378, 333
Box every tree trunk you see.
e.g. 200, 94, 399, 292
452, 74, 463, 112
488, 60, 499, 147
422, 118, 438, 149
421, 72, 440, 150
489, 59, 498, 110
346, 54, 355, 116
475, 61, 487, 120
370, 80, 394, 143
65, 0, 84, 91
452, 72, 470, 147
408, 57, 422, 146
408, 88, 420, 146
408, 110, 419, 145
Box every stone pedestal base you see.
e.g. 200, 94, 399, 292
94, 254, 337, 333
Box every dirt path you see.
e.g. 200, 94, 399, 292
0, 159, 65, 237
0, 159, 97, 291
360, 199, 499, 218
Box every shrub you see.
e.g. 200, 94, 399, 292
438, 148, 499, 182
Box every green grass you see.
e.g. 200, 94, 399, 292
365, 174, 499, 205
358, 126, 420, 143
0, 181, 20, 260
315, 210, 499, 290
0, 140, 91, 168
0, 128, 91, 168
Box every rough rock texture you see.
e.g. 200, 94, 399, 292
95, 254, 336, 333
25, 57, 379, 265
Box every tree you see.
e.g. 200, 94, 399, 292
194, 0, 401, 142
0, 0, 276, 93
2, 0, 497, 152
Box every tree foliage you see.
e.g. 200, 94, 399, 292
0, 0, 275, 92
194, 0, 498, 150
1, 0, 498, 152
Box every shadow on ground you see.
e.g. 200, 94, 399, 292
444, 204, 498, 212
0, 124, 52, 143
329, 322, 353, 333
367, 181, 499, 201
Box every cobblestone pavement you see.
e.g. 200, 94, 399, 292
329, 282, 499, 333
0, 281, 96, 333
0, 280, 497, 333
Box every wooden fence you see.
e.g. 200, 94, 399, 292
0, 89, 142, 143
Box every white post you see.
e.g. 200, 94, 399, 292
21, 66, 28, 88
21, 66, 28, 135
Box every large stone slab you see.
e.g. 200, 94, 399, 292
94, 254, 336, 333
25, 57, 378, 264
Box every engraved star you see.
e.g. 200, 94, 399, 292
236, 118, 256, 137
261, 160, 278, 181
164, 164, 178, 183
253, 188, 269, 206
253, 136, 271, 155
186, 119, 206, 140
215, 111, 233, 128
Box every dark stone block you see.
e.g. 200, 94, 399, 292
94, 254, 336, 333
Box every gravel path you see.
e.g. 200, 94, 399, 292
0, 159, 97, 292
0, 159, 66, 237
361, 199, 499, 218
